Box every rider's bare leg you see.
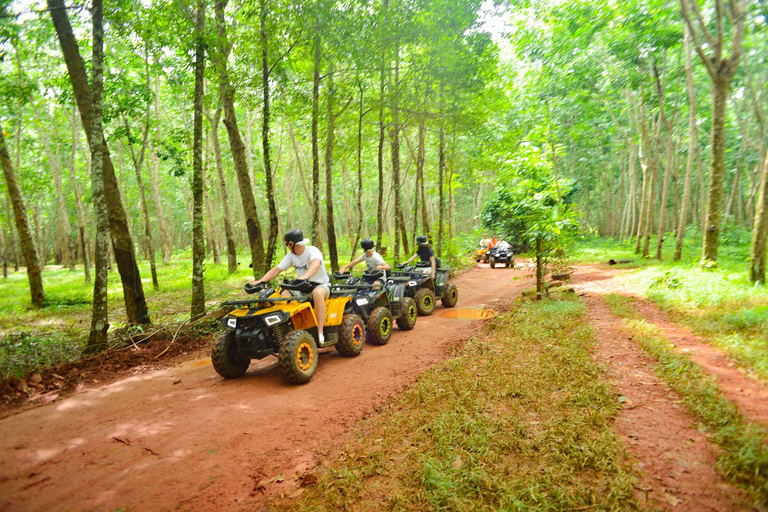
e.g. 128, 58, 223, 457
313, 286, 327, 339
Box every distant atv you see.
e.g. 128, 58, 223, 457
213, 280, 365, 385
475, 246, 489, 263
331, 270, 417, 345
391, 262, 458, 316
487, 246, 514, 269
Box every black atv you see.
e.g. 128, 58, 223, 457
487, 246, 514, 269
391, 262, 458, 316
213, 280, 365, 384
331, 270, 417, 345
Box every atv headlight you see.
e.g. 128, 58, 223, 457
356, 298, 369, 306
226, 318, 237, 329
264, 314, 282, 326
408, 281, 417, 286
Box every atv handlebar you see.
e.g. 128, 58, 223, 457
244, 282, 267, 294
280, 278, 314, 293
332, 271, 349, 280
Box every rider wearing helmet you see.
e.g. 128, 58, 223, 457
402, 235, 438, 278
253, 229, 331, 343
339, 238, 391, 287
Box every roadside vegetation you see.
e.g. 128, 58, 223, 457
604, 294, 768, 503
277, 295, 640, 511
572, 233, 768, 382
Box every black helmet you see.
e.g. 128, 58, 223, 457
416, 235, 427, 245
361, 238, 374, 251
284, 229, 304, 245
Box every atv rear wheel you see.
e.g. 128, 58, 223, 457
414, 288, 436, 316
442, 283, 459, 308
489, 256, 496, 269
336, 314, 365, 356
278, 330, 318, 384
396, 297, 417, 330
212, 331, 250, 379
367, 307, 393, 345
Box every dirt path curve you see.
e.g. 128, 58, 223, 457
0, 265, 531, 511
583, 294, 752, 511
572, 264, 768, 428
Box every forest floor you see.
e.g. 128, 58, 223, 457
1, 261, 767, 510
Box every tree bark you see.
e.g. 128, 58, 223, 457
437, 82, 445, 257
675, 26, 698, 261
376, 67, 385, 250
417, 114, 429, 239
191, 0, 206, 320
0, 127, 45, 306
87, 0, 109, 351
48, 0, 150, 325
351, 81, 365, 260
212, 0, 265, 276
69, 109, 91, 282
210, 109, 238, 273
750, 150, 768, 283
151, 76, 172, 263
310, 25, 323, 252
324, 66, 339, 271
260, 0, 279, 270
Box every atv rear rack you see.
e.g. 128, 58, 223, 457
222, 295, 310, 307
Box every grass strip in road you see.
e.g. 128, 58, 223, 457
278, 297, 639, 511
605, 294, 768, 504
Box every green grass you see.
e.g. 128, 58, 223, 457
605, 294, 768, 505
277, 296, 640, 511
571, 233, 768, 382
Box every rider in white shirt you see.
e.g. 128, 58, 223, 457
495, 236, 511, 252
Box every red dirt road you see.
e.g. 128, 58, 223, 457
0, 265, 532, 511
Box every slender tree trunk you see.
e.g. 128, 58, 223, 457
260, 0, 278, 270
390, 43, 403, 261
87, 0, 109, 350
675, 27, 698, 261
536, 237, 543, 299
418, 115, 429, 239
0, 127, 45, 306
750, 150, 768, 283
702, 81, 730, 263
324, 66, 339, 271
211, 109, 237, 273
351, 81, 365, 260
213, 0, 264, 276
191, 0, 206, 320
48, 0, 150, 325
437, 82, 445, 257
69, 109, 91, 281
310, 25, 323, 251
376, 67, 385, 250
151, 77, 172, 263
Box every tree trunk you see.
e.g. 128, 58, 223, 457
69, 109, 91, 282
376, 67, 385, 250
151, 76, 173, 263
213, 0, 264, 276
310, 25, 323, 252
87, 0, 109, 351
750, 150, 768, 283
536, 237, 543, 300
191, 0, 206, 320
702, 80, 730, 263
0, 127, 45, 306
437, 82, 445, 257
675, 26, 698, 261
418, 115, 429, 240
260, 0, 279, 270
324, 66, 339, 271
210, 109, 238, 273
48, 0, 150, 326
390, 44, 404, 261
351, 81, 365, 260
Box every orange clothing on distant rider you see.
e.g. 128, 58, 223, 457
488, 237, 497, 249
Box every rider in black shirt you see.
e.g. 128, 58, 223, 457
402, 235, 439, 278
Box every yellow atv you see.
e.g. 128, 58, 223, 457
213, 279, 365, 384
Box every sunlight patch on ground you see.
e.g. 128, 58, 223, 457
438, 307, 498, 320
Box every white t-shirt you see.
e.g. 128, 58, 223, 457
277, 245, 329, 284
364, 251, 387, 277
496, 240, 511, 251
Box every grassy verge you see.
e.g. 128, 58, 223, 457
605, 294, 768, 504
277, 296, 639, 511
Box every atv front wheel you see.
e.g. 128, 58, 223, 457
396, 297, 417, 330
489, 256, 496, 269
442, 283, 459, 308
212, 331, 250, 379
278, 330, 318, 384
414, 288, 436, 316
367, 307, 393, 345
336, 314, 365, 356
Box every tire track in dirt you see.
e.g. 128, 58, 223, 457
572, 263, 768, 429
584, 294, 753, 511
0, 264, 532, 511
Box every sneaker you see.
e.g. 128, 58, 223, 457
318, 333, 325, 345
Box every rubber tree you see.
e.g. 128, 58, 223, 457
191, 0, 206, 320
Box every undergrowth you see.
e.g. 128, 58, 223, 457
605, 294, 768, 505
277, 296, 639, 511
